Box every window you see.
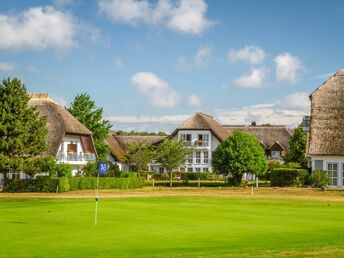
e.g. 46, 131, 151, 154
203, 151, 209, 164
327, 163, 338, 186
203, 167, 209, 172
197, 134, 209, 146
67, 143, 77, 153
187, 167, 193, 172
159, 167, 164, 174
180, 134, 192, 145
314, 160, 323, 170
186, 153, 193, 164
195, 168, 201, 172
271, 151, 280, 159
195, 151, 201, 164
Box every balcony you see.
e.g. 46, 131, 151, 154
195, 141, 209, 147
56, 152, 96, 162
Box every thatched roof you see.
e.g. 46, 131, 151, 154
104, 133, 126, 163
223, 125, 292, 149
308, 70, 344, 155
28, 93, 95, 156
171, 112, 229, 141
114, 135, 166, 147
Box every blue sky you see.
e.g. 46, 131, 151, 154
0, 0, 343, 132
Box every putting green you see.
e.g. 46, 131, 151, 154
0, 196, 344, 257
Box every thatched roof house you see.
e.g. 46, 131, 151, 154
28, 93, 96, 156
223, 125, 293, 150
171, 112, 229, 141
308, 70, 344, 156
114, 135, 166, 147
104, 133, 126, 163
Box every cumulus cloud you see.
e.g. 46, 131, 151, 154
228, 45, 266, 65
98, 0, 212, 35
0, 62, 16, 72
0, 6, 77, 51
188, 94, 201, 106
177, 45, 212, 71
194, 45, 212, 67
131, 72, 180, 108
274, 53, 303, 83
215, 91, 310, 126
231, 67, 268, 88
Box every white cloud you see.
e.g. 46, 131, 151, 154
107, 114, 189, 123
0, 62, 16, 72
228, 45, 266, 65
167, 0, 212, 35
131, 72, 180, 108
231, 67, 268, 88
194, 45, 212, 67
274, 53, 303, 84
215, 91, 310, 126
311, 72, 333, 80
114, 58, 124, 68
98, 0, 212, 35
0, 6, 77, 51
188, 94, 201, 106
177, 45, 212, 71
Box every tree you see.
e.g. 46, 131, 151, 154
68, 93, 112, 160
0, 78, 48, 190
126, 142, 155, 177
283, 125, 307, 168
212, 131, 267, 185
156, 139, 190, 187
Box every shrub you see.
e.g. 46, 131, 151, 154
7, 177, 61, 193
82, 161, 122, 177
69, 177, 144, 190
309, 170, 329, 188
271, 168, 308, 187
180, 172, 216, 181
6, 177, 144, 192
56, 163, 73, 177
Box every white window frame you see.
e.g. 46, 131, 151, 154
195, 151, 201, 164
203, 151, 209, 164
327, 162, 338, 186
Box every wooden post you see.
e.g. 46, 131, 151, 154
251, 186, 253, 195
198, 177, 200, 188
153, 178, 155, 188
256, 177, 259, 188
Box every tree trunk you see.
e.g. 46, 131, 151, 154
169, 170, 173, 187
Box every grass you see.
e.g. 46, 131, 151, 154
1, 191, 344, 257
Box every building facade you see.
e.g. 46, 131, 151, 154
308, 70, 344, 187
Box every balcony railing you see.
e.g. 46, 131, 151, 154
56, 152, 96, 162
182, 141, 209, 147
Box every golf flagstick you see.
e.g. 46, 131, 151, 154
94, 171, 100, 226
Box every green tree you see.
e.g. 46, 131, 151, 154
156, 139, 190, 187
0, 78, 48, 190
283, 125, 307, 168
212, 131, 267, 185
68, 93, 112, 160
126, 142, 155, 177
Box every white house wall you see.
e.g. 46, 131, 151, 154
310, 155, 344, 188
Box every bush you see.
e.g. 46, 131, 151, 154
180, 172, 216, 181
7, 177, 61, 193
151, 173, 170, 180
309, 170, 329, 188
69, 177, 144, 190
56, 163, 73, 177
271, 168, 308, 187
6, 177, 144, 192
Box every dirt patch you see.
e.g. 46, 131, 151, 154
1, 187, 344, 201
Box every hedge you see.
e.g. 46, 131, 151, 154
146, 181, 226, 187
6, 177, 144, 193
150, 172, 219, 181
271, 168, 308, 187
69, 177, 144, 190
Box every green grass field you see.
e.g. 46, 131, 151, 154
1, 194, 344, 257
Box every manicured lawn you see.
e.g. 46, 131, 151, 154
1, 195, 344, 257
